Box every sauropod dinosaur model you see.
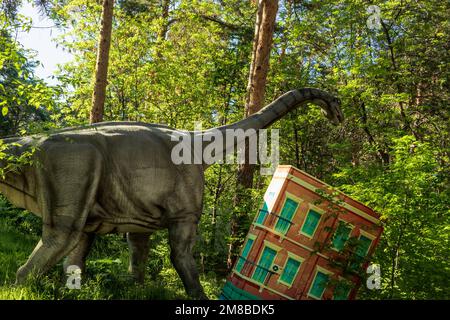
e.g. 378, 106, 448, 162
0, 88, 343, 299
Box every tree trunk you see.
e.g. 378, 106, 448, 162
227, 0, 279, 271
90, 0, 115, 124
159, 0, 170, 42
237, 0, 278, 188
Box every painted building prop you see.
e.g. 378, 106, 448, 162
220, 165, 383, 300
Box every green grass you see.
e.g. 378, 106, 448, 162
0, 221, 38, 285
0, 221, 224, 300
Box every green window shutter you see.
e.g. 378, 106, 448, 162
333, 283, 352, 300
356, 235, 372, 257
351, 235, 373, 270
255, 192, 275, 225
252, 246, 277, 284
255, 202, 269, 225
235, 238, 254, 273
332, 222, 352, 251
280, 258, 301, 285
309, 271, 329, 299
274, 198, 298, 234
301, 209, 321, 237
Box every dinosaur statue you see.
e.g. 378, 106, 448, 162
0, 88, 343, 299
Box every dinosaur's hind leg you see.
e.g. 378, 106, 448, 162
16, 221, 84, 284
16, 143, 102, 285
168, 221, 207, 300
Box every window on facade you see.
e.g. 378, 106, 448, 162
279, 257, 301, 286
255, 192, 275, 225
333, 282, 352, 300
332, 221, 352, 251
255, 202, 269, 225
301, 209, 322, 237
274, 197, 298, 234
351, 235, 373, 270
235, 238, 254, 273
252, 246, 277, 284
356, 235, 373, 256
309, 270, 330, 299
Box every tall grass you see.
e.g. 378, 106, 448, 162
0, 198, 224, 300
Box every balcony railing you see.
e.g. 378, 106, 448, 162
235, 256, 276, 286
257, 208, 295, 225
256, 208, 294, 234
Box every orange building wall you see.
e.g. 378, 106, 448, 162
224, 165, 383, 300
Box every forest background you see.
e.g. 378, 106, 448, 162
0, 0, 448, 299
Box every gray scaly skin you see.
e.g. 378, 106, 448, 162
0, 88, 343, 299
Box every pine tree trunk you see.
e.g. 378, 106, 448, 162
159, 0, 170, 42
90, 0, 115, 124
237, 0, 278, 188
227, 0, 278, 271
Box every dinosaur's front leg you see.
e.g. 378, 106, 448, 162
127, 232, 151, 284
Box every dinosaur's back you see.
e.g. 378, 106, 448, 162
1, 123, 204, 233
39, 123, 201, 233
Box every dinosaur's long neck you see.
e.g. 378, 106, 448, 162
208, 88, 337, 134
194, 88, 339, 166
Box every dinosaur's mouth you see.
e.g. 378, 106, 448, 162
321, 103, 343, 126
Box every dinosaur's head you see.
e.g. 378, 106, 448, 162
314, 96, 344, 125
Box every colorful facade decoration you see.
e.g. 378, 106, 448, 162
220, 165, 383, 300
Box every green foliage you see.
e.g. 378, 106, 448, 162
0, 16, 57, 136
0, 6, 58, 179
0, 142, 38, 178
335, 136, 450, 299
0, 195, 41, 236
